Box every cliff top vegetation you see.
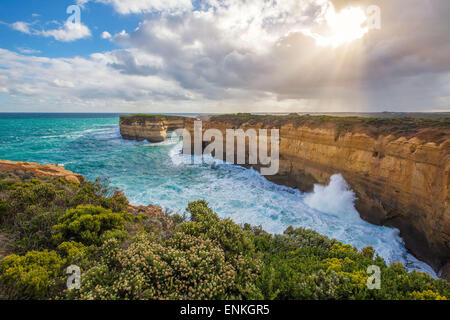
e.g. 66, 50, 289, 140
210, 114, 450, 143
0, 167, 448, 300
120, 114, 186, 125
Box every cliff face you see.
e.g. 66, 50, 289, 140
0, 160, 85, 184
118, 114, 449, 277
120, 115, 186, 142
185, 115, 450, 277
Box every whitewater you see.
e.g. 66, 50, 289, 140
0, 114, 437, 277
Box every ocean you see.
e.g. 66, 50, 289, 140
0, 113, 437, 277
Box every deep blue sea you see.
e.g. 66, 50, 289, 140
0, 113, 436, 276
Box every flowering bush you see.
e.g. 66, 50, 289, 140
178, 200, 263, 298
253, 227, 449, 300
0, 174, 448, 300
70, 233, 238, 300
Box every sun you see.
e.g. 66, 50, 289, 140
305, 6, 369, 47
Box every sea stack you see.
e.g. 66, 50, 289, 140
119, 114, 187, 143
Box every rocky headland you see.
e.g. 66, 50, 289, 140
120, 113, 450, 279
0, 160, 85, 184
119, 114, 186, 142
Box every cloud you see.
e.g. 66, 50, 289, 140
11, 21, 32, 34
40, 22, 91, 42
2, 0, 450, 112
106, 0, 450, 111
10, 18, 91, 42
82, 0, 193, 14
76, 0, 90, 7
101, 31, 112, 39
0, 48, 198, 112
16, 47, 41, 55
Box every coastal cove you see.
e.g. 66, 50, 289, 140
0, 113, 443, 278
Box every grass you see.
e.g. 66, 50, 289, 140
209, 113, 450, 143
120, 114, 186, 126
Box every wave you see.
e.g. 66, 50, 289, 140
165, 142, 437, 277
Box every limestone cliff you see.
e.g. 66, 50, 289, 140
0, 160, 85, 184
185, 114, 450, 277
120, 115, 186, 142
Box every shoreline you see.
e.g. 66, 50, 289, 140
118, 113, 449, 279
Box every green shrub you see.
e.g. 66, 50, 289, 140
57, 241, 94, 269
52, 205, 131, 246
99, 192, 129, 213
14, 207, 61, 252
69, 181, 128, 212
252, 227, 449, 300
0, 180, 16, 192
0, 200, 9, 216
180, 200, 255, 256
1, 172, 449, 301
8, 181, 58, 211
410, 290, 447, 300
0, 250, 65, 299
169, 213, 187, 225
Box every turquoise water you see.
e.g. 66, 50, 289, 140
0, 114, 437, 276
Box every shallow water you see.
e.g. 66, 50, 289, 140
0, 114, 437, 277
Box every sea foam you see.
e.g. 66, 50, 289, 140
163, 142, 438, 277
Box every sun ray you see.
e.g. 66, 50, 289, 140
303, 4, 369, 47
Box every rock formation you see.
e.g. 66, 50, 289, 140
120, 115, 186, 142
0, 160, 85, 184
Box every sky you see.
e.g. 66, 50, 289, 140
0, 0, 449, 113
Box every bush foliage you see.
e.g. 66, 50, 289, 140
0, 250, 65, 299
0, 173, 448, 300
52, 205, 131, 246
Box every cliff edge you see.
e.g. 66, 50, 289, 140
0, 160, 85, 184
118, 113, 449, 279
120, 114, 186, 142
187, 114, 450, 278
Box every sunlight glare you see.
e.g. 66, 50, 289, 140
306, 6, 369, 47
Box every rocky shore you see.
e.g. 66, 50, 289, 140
119, 113, 449, 279
0, 160, 85, 184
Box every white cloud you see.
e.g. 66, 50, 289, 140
101, 31, 112, 39
52, 79, 75, 88
76, 0, 90, 7
94, 0, 192, 14
40, 22, 91, 42
16, 47, 41, 55
0, 48, 198, 112
10, 19, 91, 42
2, 0, 450, 112
11, 21, 32, 34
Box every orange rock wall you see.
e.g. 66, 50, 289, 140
186, 119, 449, 276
